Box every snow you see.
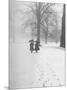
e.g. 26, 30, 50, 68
9, 38, 65, 89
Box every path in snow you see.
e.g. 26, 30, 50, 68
9, 38, 65, 89
32, 46, 65, 87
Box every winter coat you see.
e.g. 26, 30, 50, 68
30, 43, 34, 51
35, 43, 40, 51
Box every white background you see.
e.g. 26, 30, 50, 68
0, 0, 67, 90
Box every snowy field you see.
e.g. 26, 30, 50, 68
9, 37, 65, 89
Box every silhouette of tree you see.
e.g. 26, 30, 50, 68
22, 2, 55, 43
60, 4, 65, 48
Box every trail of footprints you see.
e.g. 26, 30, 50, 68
32, 61, 64, 87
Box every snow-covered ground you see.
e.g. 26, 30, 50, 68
9, 38, 65, 89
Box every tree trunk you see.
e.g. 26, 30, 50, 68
45, 16, 48, 44
60, 4, 65, 48
37, 3, 41, 42
56, 15, 58, 44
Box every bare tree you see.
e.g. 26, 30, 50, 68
60, 4, 65, 48
48, 12, 58, 43
22, 2, 55, 43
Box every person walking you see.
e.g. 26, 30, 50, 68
29, 39, 34, 53
35, 40, 40, 53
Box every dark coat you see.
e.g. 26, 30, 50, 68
35, 43, 40, 51
30, 43, 34, 51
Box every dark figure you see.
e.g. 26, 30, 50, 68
29, 40, 34, 53
35, 40, 40, 53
